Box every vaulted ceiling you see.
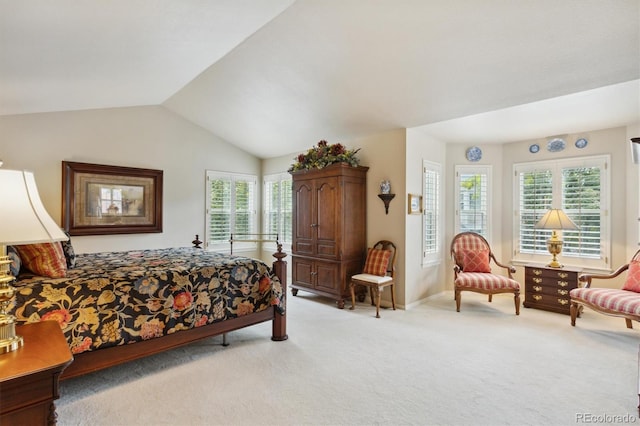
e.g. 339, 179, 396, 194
1, 0, 638, 158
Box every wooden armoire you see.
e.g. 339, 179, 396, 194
290, 163, 368, 308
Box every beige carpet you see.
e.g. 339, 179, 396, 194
57, 291, 639, 426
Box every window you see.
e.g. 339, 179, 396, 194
205, 171, 257, 251
513, 155, 610, 269
455, 166, 491, 238
423, 160, 442, 266
263, 173, 292, 247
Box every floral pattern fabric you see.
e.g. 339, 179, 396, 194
10, 248, 285, 355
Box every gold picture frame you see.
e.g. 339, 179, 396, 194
62, 161, 163, 236
408, 193, 423, 215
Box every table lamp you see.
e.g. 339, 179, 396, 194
0, 168, 68, 354
534, 208, 578, 268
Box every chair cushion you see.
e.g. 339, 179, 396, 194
352, 273, 393, 285
622, 260, 640, 293
462, 249, 491, 273
570, 287, 640, 316
363, 248, 391, 276
455, 272, 519, 291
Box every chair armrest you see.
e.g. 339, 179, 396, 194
490, 254, 516, 276
578, 263, 629, 288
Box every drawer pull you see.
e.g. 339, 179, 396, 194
558, 299, 568, 305
533, 286, 542, 292
532, 269, 542, 276
558, 281, 568, 287
558, 272, 569, 279
532, 278, 542, 284
557, 289, 568, 296
533, 295, 542, 301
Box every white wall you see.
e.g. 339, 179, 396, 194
405, 128, 447, 305
0, 106, 260, 253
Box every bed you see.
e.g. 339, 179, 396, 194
9, 245, 287, 380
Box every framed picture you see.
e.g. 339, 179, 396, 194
408, 193, 422, 215
62, 161, 163, 236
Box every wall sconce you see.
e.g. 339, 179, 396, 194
631, 137, 640, 164
378, 180, 395, 214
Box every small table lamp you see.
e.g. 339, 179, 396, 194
0, 169, 68, 354
534, 208, 578, 268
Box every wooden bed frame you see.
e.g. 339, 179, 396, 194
60, 247, 288, 380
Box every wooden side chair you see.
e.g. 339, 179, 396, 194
450, 232, 520, 315
349, 240, 397, 318
570, 249, 640, 329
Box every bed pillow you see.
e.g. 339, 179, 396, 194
622, 260, 640, 293
15, 242, 67, 278
363, 248, 391, 276
60, 229, 76, 269
462, 249, 491, 273
7, 245, 21, 277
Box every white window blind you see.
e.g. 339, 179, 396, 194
423, 160, 441, 266
205, 171, 257, 251
263, 173, 292, 246
513, 155, 609, 269
455, 166, 491, 238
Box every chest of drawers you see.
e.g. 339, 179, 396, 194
523, 265, 582, 315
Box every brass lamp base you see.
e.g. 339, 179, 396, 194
546, 231, 564, 269
0, 333, 23, 354
0, 252, 22, 354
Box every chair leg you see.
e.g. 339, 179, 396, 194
626, 318, 633, 329
514, 292, 520, 315
390, 284, 396, 310
488, 294, 493, 303
374, 287, 381, 318
349, 282, 356, 310
455, 289, 461, 312
369, 287, 375, 306
570, 303, 578, 326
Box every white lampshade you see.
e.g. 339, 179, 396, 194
534, 208, 578, 231
0, 169, 68, 245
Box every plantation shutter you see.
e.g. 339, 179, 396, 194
561, 166, 601, 258
206, 171, 257, 250
518, 169, 552, 254
423, 160, 441, 265
263, 174, 292, 245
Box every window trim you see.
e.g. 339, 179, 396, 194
512, 155, 610, 270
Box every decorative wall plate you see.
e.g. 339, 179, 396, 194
466, 146, 482, 162
575, 138, 588, 149
529, 144, 540, 153
547, 138, 566, 152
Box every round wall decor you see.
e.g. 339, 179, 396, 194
466, 146, 482, 162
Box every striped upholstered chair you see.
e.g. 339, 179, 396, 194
570, 249, 640, 329
450, 232, 520, 315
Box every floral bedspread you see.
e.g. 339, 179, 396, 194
10, 247, 285, 355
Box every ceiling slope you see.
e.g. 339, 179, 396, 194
164, 0, 639, 157
1, 1, 638, 158
0, 0, 295, 115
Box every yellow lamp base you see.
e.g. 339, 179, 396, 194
0, 334, 23, 354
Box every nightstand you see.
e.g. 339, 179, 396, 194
0, 321, 73, 425
523, 264, 582, 315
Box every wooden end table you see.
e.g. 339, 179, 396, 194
0, 321, 73, 425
